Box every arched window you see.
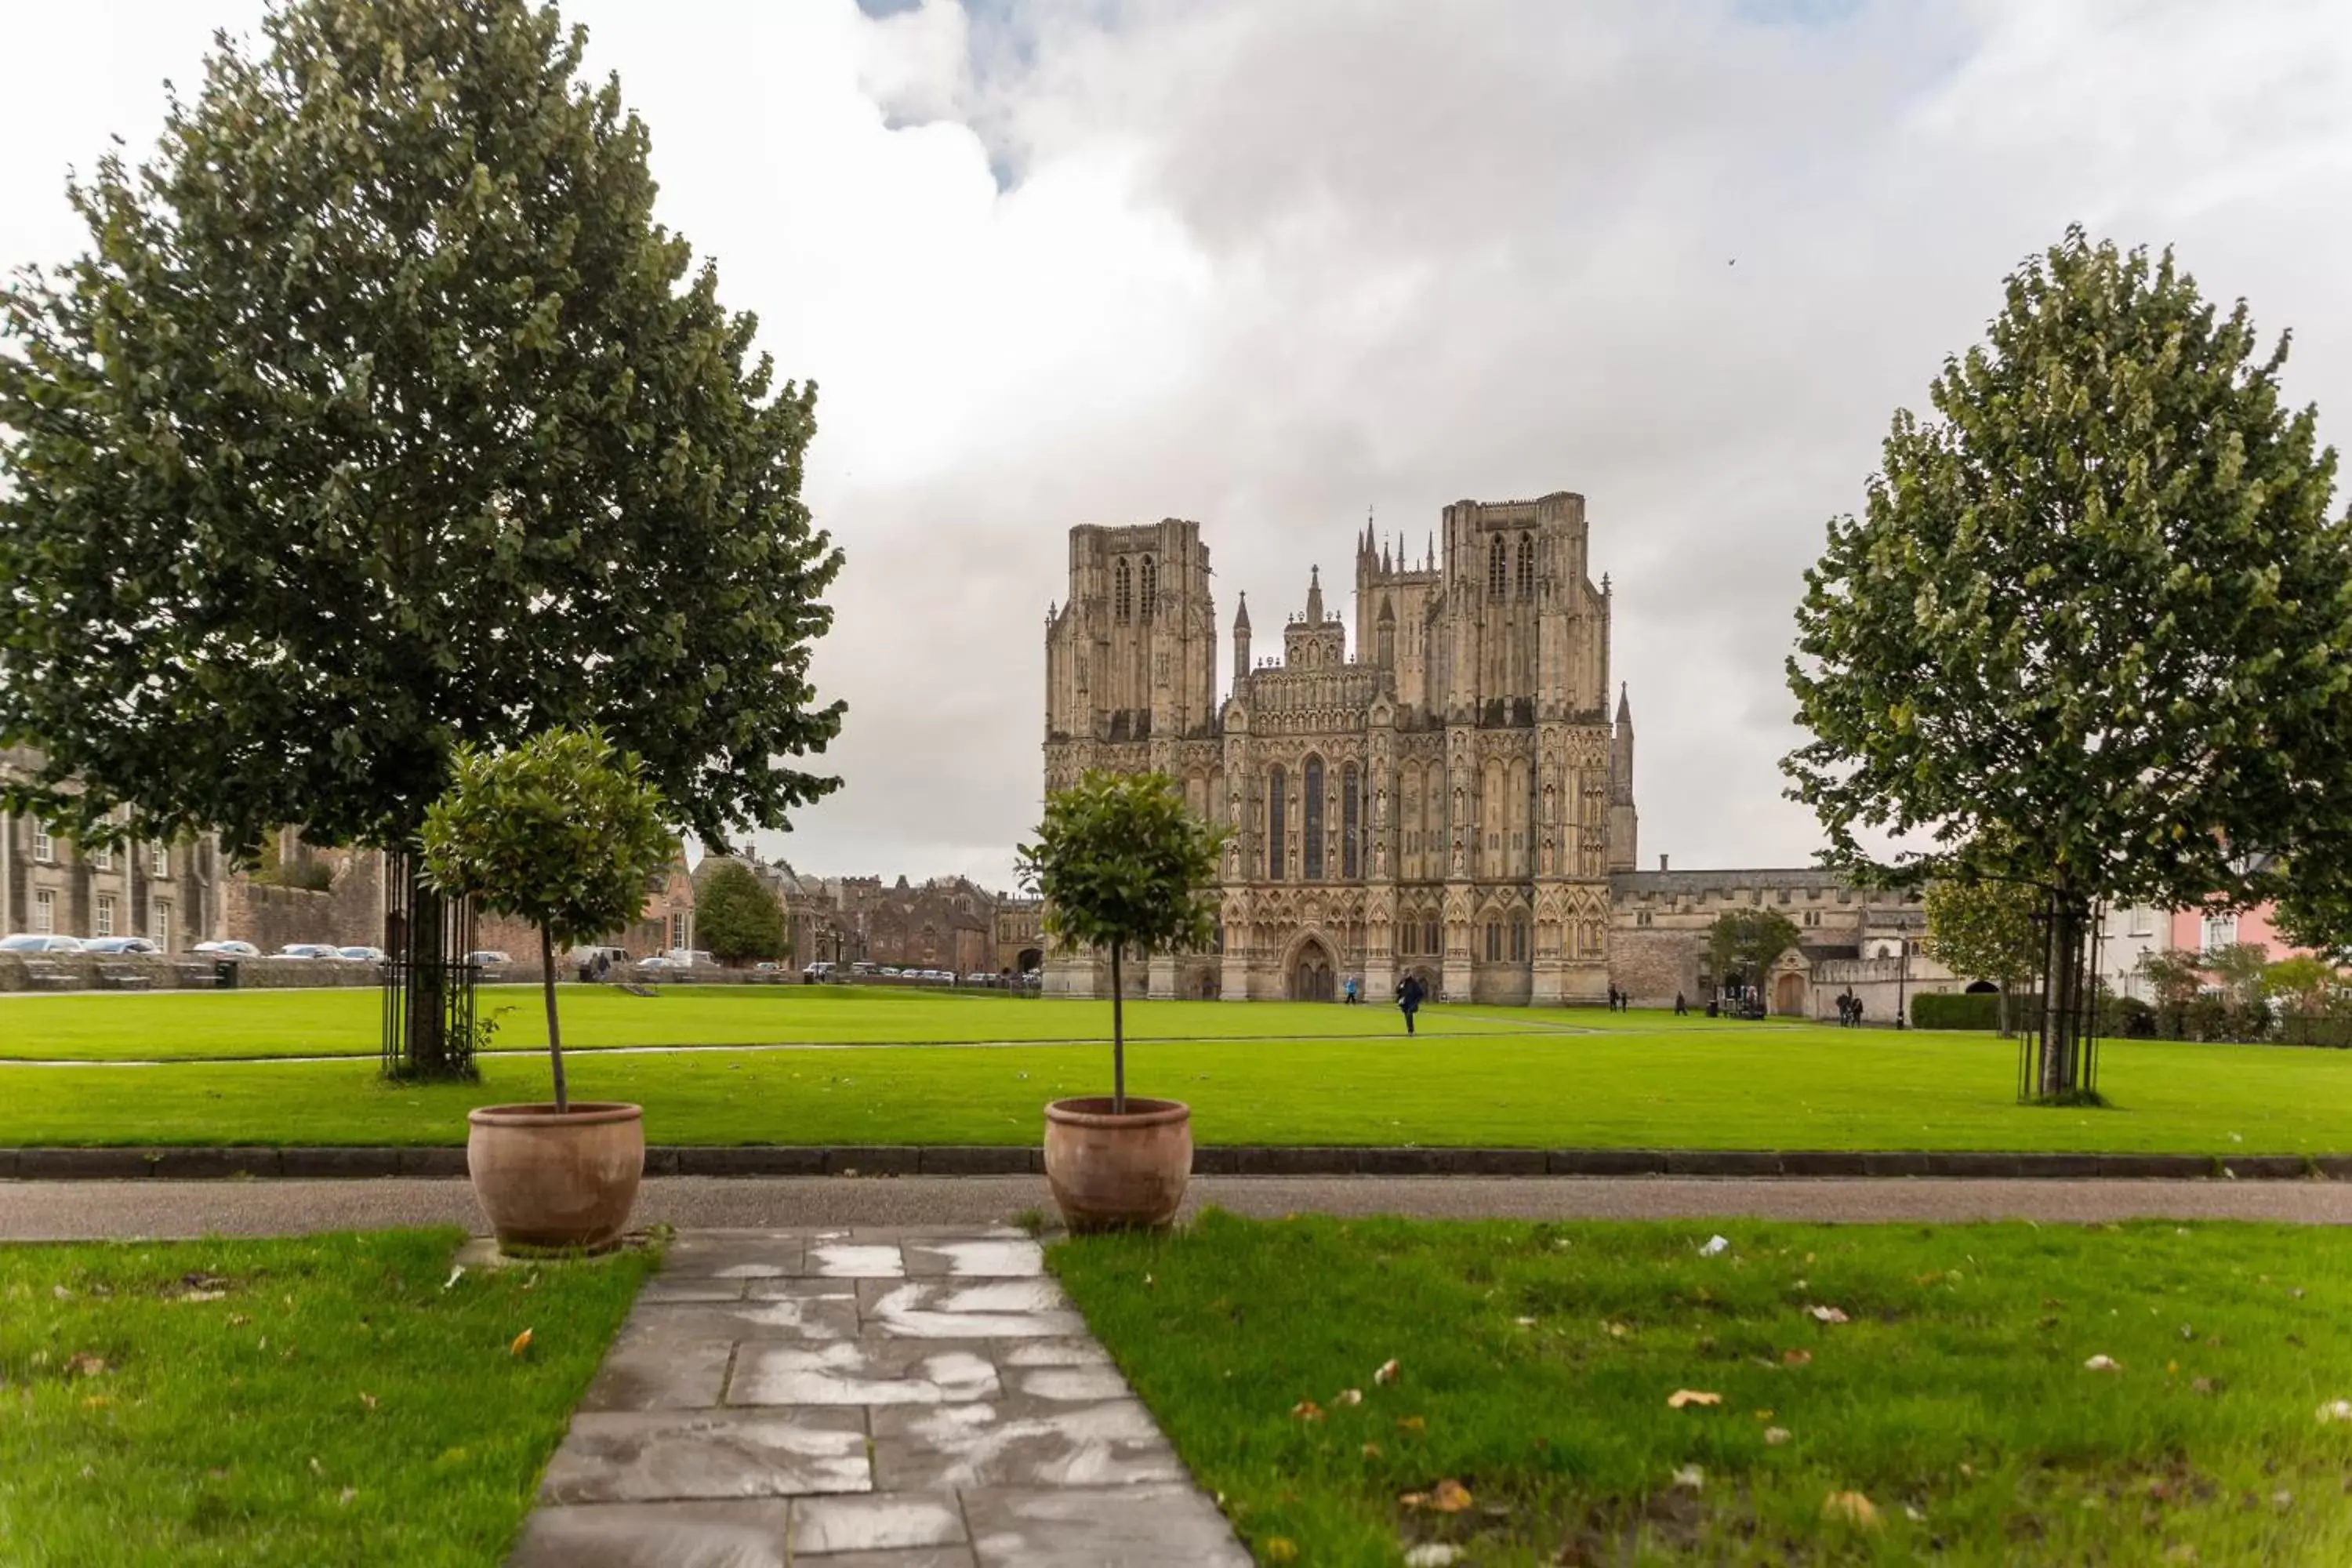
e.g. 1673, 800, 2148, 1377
1485, 920, 1502, 962
1303, 757, 1326, 880
1398, 920, 1414, 956
1487, 534, 1507, 594
1510, 915, 1529, 962
1139, 556, 1156, 619
1341, 764, 1361, 879
1114, 558, 1132, 622
1424, 918, 1439, 956
1266, 766, 1287, 881
1516, 532, 1535, 597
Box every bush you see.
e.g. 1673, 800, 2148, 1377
1911, 990, 2037, 1031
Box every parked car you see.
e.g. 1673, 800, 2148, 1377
1, 933, 85, 953
665, 948, 717, 967
338, 946, 389, 963
851, 962, 879, 976
802, 961, 836, 981
278, 943, 339, 960
193, 940, 261, 959
568, 944, 631, 967
754, 960, 783, 972
637, 954, 685, 971
80, 937, 161, 956
964, 973, 994, 986
466, 950, 512, 968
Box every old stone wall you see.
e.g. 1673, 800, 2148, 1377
1608, 926, 1704, 1007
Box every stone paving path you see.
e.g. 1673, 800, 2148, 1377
506, 1226, 1249, 1568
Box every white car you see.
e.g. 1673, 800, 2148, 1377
0, 933, 83, 953
193, 941, 262, 959
338, 946, 389, 963
278, 943, 339, 960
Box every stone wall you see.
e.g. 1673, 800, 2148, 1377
1608, 926, 1705, 1007
223, 848, 384, 952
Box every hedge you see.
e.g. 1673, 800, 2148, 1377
1911, 990, 2036, 1031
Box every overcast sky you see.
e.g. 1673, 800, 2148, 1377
6, 0, 2351, 890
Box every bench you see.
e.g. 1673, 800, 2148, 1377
173, 960, 223, 989
96, 963, 154, 991
20, 959, 75, 991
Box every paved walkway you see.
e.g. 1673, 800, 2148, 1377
505, 1225, 1247, 1568
5, 1174, 2351, 1240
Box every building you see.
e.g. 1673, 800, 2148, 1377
995, 895, 1044, 975
0, 746, 231, 951
1043, 494, 1632, 1002
823, 874, 999, 975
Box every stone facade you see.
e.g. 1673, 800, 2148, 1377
0, 746, 231, 952
822, 874, 998, 975
995, 895, 1044, 975
1043, 495, 1633, 1002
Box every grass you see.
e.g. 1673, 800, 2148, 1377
1052, 1212, 2352, 1565
0, 987, 1582, 1062
0, 1229, 655, 1567
2, 1025, 2350, 1152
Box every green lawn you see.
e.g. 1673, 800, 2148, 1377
1054, 1213, 2352, 1565
0, 987, 1588, 1062
0, 1229, 654, 1567
4, 1027, 2350, 1152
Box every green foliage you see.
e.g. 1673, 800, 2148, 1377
1912, 991, 2021, 1031
2263, 954, 2343, 1012
1919, 879, 2042, 986
2138, 948, 2208, 1008
695, 860, 787, 965
0, 0, 841, 858
2201, 941, 2274, 1007
1706, 908, 1802, 987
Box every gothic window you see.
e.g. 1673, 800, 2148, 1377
1485, 920, 1502, 962
1341, 764, 1360, 879
1516, 532, 1535, 597
1114, 558, 1132, 622
1139, 556, 1156, 619
1377, 619, 1395, 666
1511, 915, 1529, 961
1303, 757, 1325, 880
1424, 918, 1439, 956
1398, 920, 1414, 956
1487, 534, 1507, 595
1267, 766, 1287, 881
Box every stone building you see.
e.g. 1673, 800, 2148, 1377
825, 874, 999, 975
1042, 494, 1635, 1002
995, 895, 1044, 975
0, 746, 231, 951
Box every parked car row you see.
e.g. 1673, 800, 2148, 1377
800, 960, 1042, 990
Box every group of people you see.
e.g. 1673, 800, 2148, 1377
1835, 989, 1868, 1026
1604, 984, 1632, 1012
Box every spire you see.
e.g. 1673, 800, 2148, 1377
1617, 681, 1632, 725
1381, 538, 1392, 573
1305, 565, 1325, 624
1426, 532, 1436, 571
1232, 590, 1251, 631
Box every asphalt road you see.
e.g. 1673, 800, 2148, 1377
4, 1174, 2350, 1240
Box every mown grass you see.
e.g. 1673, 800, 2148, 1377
0, 987, 1584, 1062
0, 1229, 654, 1568
1054, 1213, 2352, 1565
3, 1028, 2350, 1152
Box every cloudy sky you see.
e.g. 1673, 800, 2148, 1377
7, 0, 2351, 888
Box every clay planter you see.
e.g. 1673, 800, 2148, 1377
466, 1102, 645, 1250
1043, 1096, 1192, 1232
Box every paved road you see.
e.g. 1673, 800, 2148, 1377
5, 1174, 2350, 1240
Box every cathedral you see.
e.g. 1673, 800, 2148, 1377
1041, 492, 1637, 1004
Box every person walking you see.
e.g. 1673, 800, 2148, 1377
1345, 975, 1359, 1006
1673, 990, 1687, 1016
1398, 972, 1425, 1036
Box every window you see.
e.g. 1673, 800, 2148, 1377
1114, 557, 1133, 622
1424, 919, 1439, 956
1341, 765, 1361, 879
670, 910, 688, 950
34, 889, 54, 934
95, 895, 116, 938
91, 841, 113, 871
2127, 906, 2155, 938
1487, 535, 1507, 594
151, 840, 169, 878
1510, 916, 1529, 962
1485, 921, 1502, 962
31, 821, 53, 862
1266, 767, 1287, 881
154, 902, 172, 953
1515, 533, 1534, 597
1138, 556, 1156, 619
1636, 911, 1653, 927
1303, 758, 1325, 880
2200, 913, 2238, 953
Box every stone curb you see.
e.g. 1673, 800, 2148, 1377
0, 1145, 2338, 1181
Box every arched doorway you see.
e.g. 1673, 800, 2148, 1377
1773, 971, 1806, 1016
1965, 979, 1998, 994
1289, 938, 1335, 1002
1017, 948, 1042, 974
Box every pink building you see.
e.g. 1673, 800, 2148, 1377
2166, 902, 2314, 966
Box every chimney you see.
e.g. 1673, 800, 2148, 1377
1658, 853, 1669, 873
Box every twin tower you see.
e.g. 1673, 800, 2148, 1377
1042, 493, 1636, 1004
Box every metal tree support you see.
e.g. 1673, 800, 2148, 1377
2017, 896, 2103, 1104
381, 850, 481, 1080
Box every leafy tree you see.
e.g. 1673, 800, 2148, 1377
1785, 228, 2352, 1098
695, 859, 787, 966
1920, 878, 2043, 1035
0, 0, 840, 1073
2261, 954, 2341, 1015
2201, 941, 2272, 1007
2136, 949, 2207, 1010
1707, 909, 1802, 999
1016, 771, 1227, 1113
419, 727, 670, 1111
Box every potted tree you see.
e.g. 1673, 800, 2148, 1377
1018, 769, 1226, 1232
420, 727, 673, 1250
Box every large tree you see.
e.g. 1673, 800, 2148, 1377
0, 0, 841, 1069
1707, 909, 1802, 1000
695, 859, 788, 967
1785, 228, 2352, 1098
1918, 877, 2043, 1036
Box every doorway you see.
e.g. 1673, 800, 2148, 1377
1290, 938, 1335, 1002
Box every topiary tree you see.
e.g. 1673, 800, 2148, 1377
1785, 227, 2352, 1098
1920, 878, 2044, 1036
1708, 909, 1802, 1002
1016, 771, 1227, 1113
696, 859, 788, 967
420, 727, 671, 1112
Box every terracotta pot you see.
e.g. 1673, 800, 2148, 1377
1043, 1097, 1192, 1232
466, 1102, 645, 1250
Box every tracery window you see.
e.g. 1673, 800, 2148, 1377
1139, 556, 1156, 619
1267, 766, 1287, 881
1516, 532, 1535, 597
1303, 757, 1326, 880
1486, 921, 1502, 962
1114, 558, 1132, 622
1341, 764, 1361, 879
1488, 534, 1507, 594
1511, 915, 1529, 961
1424, 919, 1439, 956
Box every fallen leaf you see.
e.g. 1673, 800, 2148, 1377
1666, 1389, 1722, 1410
1513, 1316, 1537, 1327
1766, 1427, 1791, 1446
1672, 1464, 1705, 1490
1700, 1235, 1730, 1257
510, 1328, 534, 1358
1403, 1547, 1462, 1568
53, 1285, 73, 1301
1396, 1416, 1426, 1433
1782, 1348, 1813, 1367
2084, 1355, 2122, 1373
1264, 1537, 1298, 1563
2191, 1377, 2217, 1396
338, 1486, 357, 1507
1603, 1321, 1631, 1338
308, 1457, 323, 1476
1291, 1399, 1326, 1422
358, 1392, 378, 1411
442, 1267, 466, 1291
1374, 1358, 1401, 1385
1904, 1504, 1926, 1523
1428, 1479, 1474, 1512
176, 1290, 226, 1304
227, 1314, 250, 1327
1361, 1442, 1383, 1457
1807, 1305, 1849, 1324
2317, 1399, 2352, 1424
1334, 1388, 1363, 1406
1821, 1490, 1882, 1528
80, 1394, 111, 1409
65, 1353, 107, 1379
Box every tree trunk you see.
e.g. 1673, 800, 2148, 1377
1997, 978, 2010, 1038
401, 859, 452, 1076
1109, 942, 1126, 1116
2037, 890, 2091, 1098
541, 924, 568, 1114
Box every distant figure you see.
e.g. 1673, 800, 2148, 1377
1851, 996, 1866, 1026
1398, 973, 1426, 1035
1345, 976, 1359, 1006
1837, 991, 1856, 1027
1606, 983, 1621, 1012
1674, 991, 1687, 1016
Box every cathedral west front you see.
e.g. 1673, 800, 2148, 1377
1041, 492, 1638, 1004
